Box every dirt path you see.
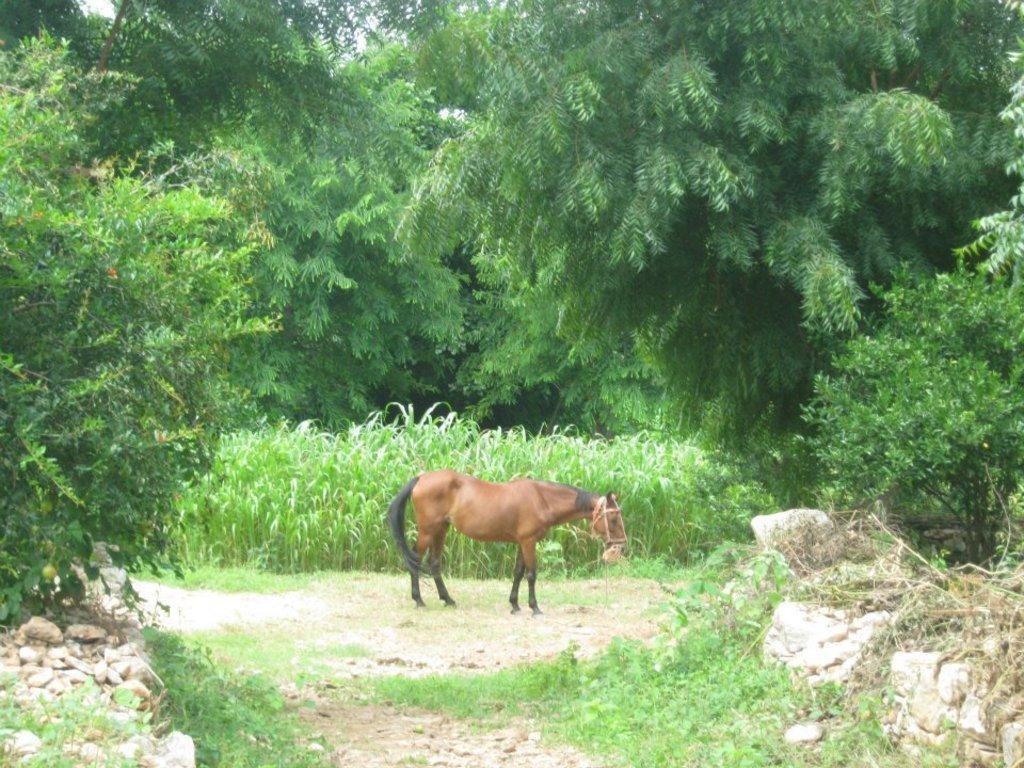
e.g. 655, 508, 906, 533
136, 571, 670, 766
135, 571, 668, 677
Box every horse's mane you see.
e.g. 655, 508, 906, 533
539, 481, 597, 512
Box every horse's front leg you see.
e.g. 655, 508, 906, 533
521, 539, 541, 616
509, 547, 526, 614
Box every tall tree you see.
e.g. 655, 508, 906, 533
403, 0, 1020, 435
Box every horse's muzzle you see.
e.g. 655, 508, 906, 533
602, 543, 626, 564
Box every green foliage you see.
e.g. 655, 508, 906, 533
233, 44, 467, 423
146, 629, 330, 767
0, 42, 265, 619
403, 0, 1019, 433
967, 15, 1024, 283
807, 272, 1024, 561
174, 408, 775, 574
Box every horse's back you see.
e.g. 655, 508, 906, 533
411, 470, 538, 542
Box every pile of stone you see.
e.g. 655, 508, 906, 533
1, 615, 194, 767
754, 508, 1024, 766
887, 651, 1024, 766
763, 601, 891, 686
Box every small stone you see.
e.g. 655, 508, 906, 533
62, 669, 89, 685
958, 695, 989, 739
784, 723, 824, 744
1001, 721, 1024, 767
65, 656, 94, 675
936, 662, 972, 707
18, 646, 42, 665
156, 731, 196, 768
908, 692, 956, 734
308, 743, 325, 752
104, 647, 121, 664
889, 651, 941, 696
94, 659, 108, 684
20, 617, 63, 645
45, 677, 68, 696
26, 667, 54, 688
66, 624, 107, 643
47, 646, 68, 660
6, 730, 42, 756
106, 666, 124, 686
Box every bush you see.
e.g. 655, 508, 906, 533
806, 272, 1024, 561
0, 42, 265, 619
174, 408, 776, 575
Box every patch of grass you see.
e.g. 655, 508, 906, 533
174, 409, 775, 575
146, 629, 330, 767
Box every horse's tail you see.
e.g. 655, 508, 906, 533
387, 476, 421, 574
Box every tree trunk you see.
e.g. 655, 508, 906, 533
97, 0, 131, 73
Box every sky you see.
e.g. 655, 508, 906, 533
79, 0, 115, 17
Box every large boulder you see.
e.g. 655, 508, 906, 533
19, 617, 63, 645
750, 509, 832, 549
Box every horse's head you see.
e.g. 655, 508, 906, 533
591, 492, 627, 562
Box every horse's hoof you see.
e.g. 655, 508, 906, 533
510, 606, 521, 614
531, 608, 543, 617
443, 599, 457, 608
415, 601, 427, 609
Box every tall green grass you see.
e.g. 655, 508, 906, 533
174, 407, 774, 575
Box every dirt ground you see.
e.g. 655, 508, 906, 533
136, 571, 670, 767
135, 571, 668, 677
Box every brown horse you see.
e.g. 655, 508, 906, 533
386, 471, 627, 614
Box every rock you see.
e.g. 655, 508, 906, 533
889, 651, 941, 696
958, 695, 990, 740
47, 646, 68, 660
784, 723, 824, 744
1001, 721, 1024, 767
5, 730, 42, 756
62, 669, 90, 685
106, 666, 124, 686
936, 662, 972, 707
25, 667, 55, 688
117, 734, 156, 760
908, 692, 955, 734
104, 647, 121, 664
20, 617, 63, 645
66, 624, 107, 643
18, 646, 42, 665
64, 655, 94, 675
78, 742, 103, 762
94, 659, 108, 684
750, 508, 833, 549
961, 738, 1001, 766
155, 732, 196, 768
765, 602, 844, 656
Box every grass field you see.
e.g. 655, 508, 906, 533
173, 408, 774, 575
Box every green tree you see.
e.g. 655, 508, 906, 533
0, 42, 266, 618
806, 273, 1024, 562
403, 0, 1020, 435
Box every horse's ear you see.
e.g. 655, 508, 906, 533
606, 491, 617, 502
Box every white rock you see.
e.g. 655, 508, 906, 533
784, 723, 824, 744
106, 666, 124, 686
104, 647, 122, 664
6, 730, 42, 756
908, 692, 956, 734
751, 508, 833, 548
64, 655, 94, 675
25, 667, 54, 688
1001, 721, 1024, 767
936, 662, 972, 707
116, 679, 152, 703
958, 695, 989, 740
46, 646, 68, 660
62, 669, 90, 685
94, 659, 108, 684
78, 742, 103, 761
155, 732, 196, 768
889, 651, 941, 696
18, 646, 43, 665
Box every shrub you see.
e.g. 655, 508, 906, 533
174, 408, 776, 575
0, 42, 265, 619
806, 272, 1024, 561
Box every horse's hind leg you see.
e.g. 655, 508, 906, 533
411, 531, 432, 608
509, 548, 526, 614
430, 523, 456, 607
521, 539, 541, 616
